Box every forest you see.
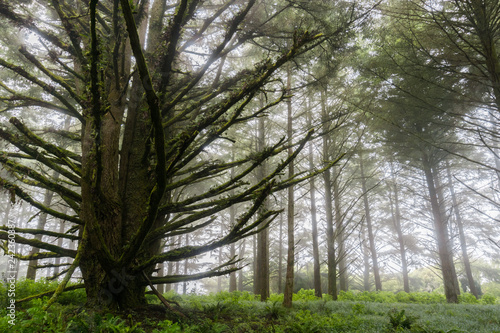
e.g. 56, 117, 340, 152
0, 0, 500, 331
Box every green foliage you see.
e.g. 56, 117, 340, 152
387, 309, 417, 332
293, 288, 321, 301
479, 294, 497, 305
66, 312, 145, 333
338, 290, 449, 304
458, 293, 479, 304
2, 283, 500, 332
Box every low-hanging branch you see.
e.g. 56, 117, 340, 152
15, 283, 85, 305
0, 226, 79, 241
0, 232, 77, 258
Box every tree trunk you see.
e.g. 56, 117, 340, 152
446, 161, 478, 298
26, 175, 57, 280
361, 223, 371, 291
308, 140, 322, 298
422, 154, 460, 303
53, 220, 66, 277
332, 165, 348, 291
278, 208, 284, 294
321, 88, 338, 300
238, 239, 246, 292
359, 150, 382, 291
255, 108, 270, 300
306, 99, 322, 298
388, 169, 410, 293
283, 66, 295, 308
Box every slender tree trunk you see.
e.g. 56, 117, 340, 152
283, 66, 295, 308
165, 238, 174, 292
388, 169, 410, 293
359, 150, 382, 291
229, 244, 237, 292
238, 239, 246, 292
255, 106, 270, 300
53, 220, 66, 277
309, 142, 322, 298
422, 154, 459, 303
26, 183, 57, 280
361, 223, 371, 291
332, 165, 348, 291
321, 88, 337, 300
183, 234, 189, 295
446, 161, 478, 298
278, 208, 284, 294
307, 99, 322, 298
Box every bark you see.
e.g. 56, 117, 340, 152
359, 149, 382, 291
446, 161, 478, 298
422, 154, 460, 303
283, 66, 294, 308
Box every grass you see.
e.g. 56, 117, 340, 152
0, 281, 499, 332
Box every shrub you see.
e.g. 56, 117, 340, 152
459, 293, 479, 304
479, 294, 497, 305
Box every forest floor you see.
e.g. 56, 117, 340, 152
1, 280, 500, 332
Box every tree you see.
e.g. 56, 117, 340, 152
283, 65, 295, 308
0, 0, 335, 310
362, 12, 466, 301
358, 147, 382, 291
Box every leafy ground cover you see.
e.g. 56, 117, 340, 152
1, 280, 499, 332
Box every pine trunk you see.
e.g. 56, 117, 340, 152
422, 154, 459, 303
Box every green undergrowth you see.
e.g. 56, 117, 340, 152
1, 281, 499, 332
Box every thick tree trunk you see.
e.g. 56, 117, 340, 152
359, 150, 382, 291
446, 161, 478, 298
422, 154, 460, 303
283, 66, 294, 308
